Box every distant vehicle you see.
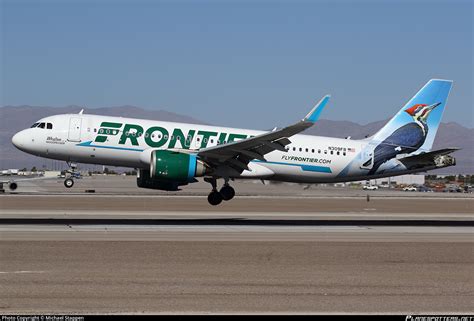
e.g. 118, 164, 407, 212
363, 185, 378, 190
443, 186, 463, 193
403, 186, 417, 192
417, 185, 433, 192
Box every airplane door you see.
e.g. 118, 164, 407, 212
68, 117, 82, 142
360, 145, 374, 170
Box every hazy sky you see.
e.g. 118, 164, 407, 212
1, 0, 473, 129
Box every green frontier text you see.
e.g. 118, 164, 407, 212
94, 122, 248, 149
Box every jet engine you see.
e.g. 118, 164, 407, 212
136, 150, 209, 191
137, 169, 188, 191
150, 150, 208, 181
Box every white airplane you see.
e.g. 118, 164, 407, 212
11, 79, 458, 205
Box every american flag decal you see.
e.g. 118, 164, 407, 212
348, 147, 356, 153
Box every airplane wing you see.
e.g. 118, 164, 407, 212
197, 95, 330, 172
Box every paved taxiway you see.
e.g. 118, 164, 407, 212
0, 178, 473, 313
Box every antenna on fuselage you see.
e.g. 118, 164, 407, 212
79, 109, 84, 115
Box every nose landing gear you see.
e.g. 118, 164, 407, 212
63, 161, 81, 188
204, 177, 236, 206
64, 178, 74, 188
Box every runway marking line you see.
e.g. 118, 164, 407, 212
0, 271, 46, 274
1, 194, 473, 200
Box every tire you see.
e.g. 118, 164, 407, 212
220, 185, 235, 201
64, 178, 74, 188
207, 191, 223, 206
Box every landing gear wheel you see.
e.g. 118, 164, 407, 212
64, 178, 74, 188
208, 190, 223, 206
220, 185, 235, 201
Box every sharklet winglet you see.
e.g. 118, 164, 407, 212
304, 95, 330, 123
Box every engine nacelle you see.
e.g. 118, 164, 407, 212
137, 169, 188, 191
150, 150, 208, 181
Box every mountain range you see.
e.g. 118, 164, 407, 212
1, 105, 472, 174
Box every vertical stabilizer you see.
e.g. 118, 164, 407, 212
371, 79, 452, 152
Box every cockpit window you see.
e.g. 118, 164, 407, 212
47, 123, 53, 129
38, 123, 45, 129
30, 123, 39, 128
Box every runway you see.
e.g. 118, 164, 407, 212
1, 240, 472, 313
0, 192, 473, 313
1, 193, 473, 212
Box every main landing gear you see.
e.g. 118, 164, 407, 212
63, 162, 81, 188
205, 177, 236, 206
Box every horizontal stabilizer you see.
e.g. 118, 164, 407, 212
398, 148, 459, 170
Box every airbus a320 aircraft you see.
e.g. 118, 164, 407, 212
12, 79, 458, 205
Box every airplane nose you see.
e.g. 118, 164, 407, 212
12, 130, 26, 149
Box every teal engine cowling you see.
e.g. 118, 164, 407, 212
136, 169, 185, 191
137, 150, 208, 191
150, 150, 207, 181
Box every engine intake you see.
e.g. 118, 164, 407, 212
150, 150, 207, 181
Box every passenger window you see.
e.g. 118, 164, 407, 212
343, 152, 346, 156
293, 147, 296, 151
47, 123, 53, 129
330, 151, 334, 155
38, 123, 45, 129
318, 150, 321, 153
337, 151, 340, 155
324, 150, 327, 154
312, 149, 314, 153
305, 148, 308, 152
299, 148, 302, 152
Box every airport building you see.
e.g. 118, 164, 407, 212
363, 174, 425, 186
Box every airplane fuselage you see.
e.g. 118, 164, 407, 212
11, 113, 432, 184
